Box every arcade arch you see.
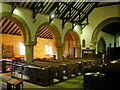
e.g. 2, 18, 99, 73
63, 30, 80, 58
35, 22, 62, 59
91, 17, 120, 49
97, 37, 106, 54
1, 12, 32, 61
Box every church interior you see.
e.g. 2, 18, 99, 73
0, 1, 120, 90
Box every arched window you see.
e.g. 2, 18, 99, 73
46, 45, 52, 55
19, 43, 25, 55
82, 39, 85, 48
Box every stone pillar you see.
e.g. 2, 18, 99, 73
24, 41, 37, 62
91, 41, 96, 49
56, 43, 64, 60
114, 36, 116, 48
76, 45, 82, 58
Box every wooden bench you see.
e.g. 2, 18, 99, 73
6, 78, 23, 90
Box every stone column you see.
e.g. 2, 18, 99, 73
56, 43, 64, 60
24, 41, 37, 62
76, 45, 82, 58
91, 41, 96, 49
114, 36, 116, 48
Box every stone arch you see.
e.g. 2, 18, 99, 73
91, 17, 120, 49
35, 22, 62, 46
97, 37, 106, 54
1, 12, 31, 42
63, 29, 81, 58
35, 22, 62, 59
63, 29, 80, 45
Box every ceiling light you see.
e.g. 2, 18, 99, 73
73, 23, 76, 27
51, 13, 55, 19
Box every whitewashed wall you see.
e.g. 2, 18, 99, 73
81, 5, 119, 49
1, 3, 119, 52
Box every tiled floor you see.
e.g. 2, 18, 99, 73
0, 72, 84, 89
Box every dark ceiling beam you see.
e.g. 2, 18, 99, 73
7, 23, 16, 34
26, 2, 32, 8
2, 20, 12, 33
60, 2, 76, 28
33, 2, 43, 9
60, 2, 75, 19
70, 3, 88, 22
96, 2, 120, 8
4, 22, 14, 34
40, 29, 48, 37
21, 2, 26, 7
80, 3, 99, 24
12, 28, 19, 35
43, 2, 53, 14
9, 26, 17, 34
30, 2, 37, 9
33, 2, 43, 19
14, 29, 20, 35
43, 30, 53, 39
37, 27, 46, 36
46, 2, 59, 14
1, 19, 9, 33
11, 2, 20, 14
2, 18, 7, 27
17, 30, 22, 36
40, 2, 48, 13
62, 2, 86, 13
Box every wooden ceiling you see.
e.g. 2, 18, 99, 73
37, 26, 53, 39
1, 1, 120, 38
9, 1, 99, 24
0, 17, 53, 39
1, 1, 99, 39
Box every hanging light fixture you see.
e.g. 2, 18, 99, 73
51, 13, 55, 19
72, 23, 76, 29
49, 13, 55, 23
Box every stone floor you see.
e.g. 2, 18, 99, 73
0, 72, 86, 90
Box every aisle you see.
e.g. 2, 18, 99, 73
1, 72, 84, 89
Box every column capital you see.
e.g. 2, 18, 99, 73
91, 41, 97, 49
76, 45, 81, 48
24, 41, 37, 46
56, 43, 65, 48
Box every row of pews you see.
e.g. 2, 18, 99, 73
83, 60, 120, 89
11, 59, 101, 86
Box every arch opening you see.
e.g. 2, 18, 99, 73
63, 30, 80, 59
35, 23, 61, 60
97, 37, 106, 54
91, 17, 120, 49
1, 16, 26, 59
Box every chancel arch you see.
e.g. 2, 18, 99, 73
91, 17, 120, 49
97, 37, 106, 54
63, 29, 81, 59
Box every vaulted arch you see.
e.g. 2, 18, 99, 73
1, 12, 31, 42
63, 29, 81, 58
34, 22, 62, 59
97, 37, 106, 54
91, 17, 120, 49
35, 22, 61, 46
91, 17, 120, 48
